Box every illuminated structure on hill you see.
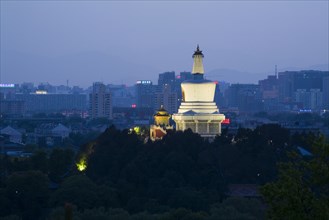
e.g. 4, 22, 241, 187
172, 46, 225, 138
150, 105, 173, 141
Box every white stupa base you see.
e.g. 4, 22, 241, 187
178, 102, 219, 114
172, 113, 225, 138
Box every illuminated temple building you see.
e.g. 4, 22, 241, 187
150, 105, 173, 141
172, 46, 225, 138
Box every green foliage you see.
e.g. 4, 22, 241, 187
30, 150, 48, 173
79, 125, 296, 213
0, 189, 12, 217
4, 171, 49, 219
7, 157, 31, 173
46, 207, 209, 220
49, 148, 74, 182
208, 206, 256, 220
50, 175, 99, 209
69, 131, 100, 147
0, 215, 22, 220
323, 112, 329, 127
208, 197, 264, 220
85, 128, 228, 212
50, 175, 118, 210
1, 124, 309, 218
215, 124, 289, 184
261, 136, 329, 220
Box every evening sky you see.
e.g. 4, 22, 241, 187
1, 1, 328, 87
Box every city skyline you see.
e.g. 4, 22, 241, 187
1, 1, 328, 87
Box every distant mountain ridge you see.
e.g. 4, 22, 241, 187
1, 49, 327, 86
280, 64, 329, 72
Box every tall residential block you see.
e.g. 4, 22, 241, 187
154, 84, 178, 114
278, 70, 329, 110
89, 82, 112, 119
136, 80, 155, 109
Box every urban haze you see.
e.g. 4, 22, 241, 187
1, 1, 329, 220
1, 1, 328, 87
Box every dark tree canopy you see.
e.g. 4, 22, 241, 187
1, 125, 326, 219
4, 171, 49, 219
261, 136, 329, 219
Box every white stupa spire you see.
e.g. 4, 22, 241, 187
192, 45, 205, 74
172, 46, 225, 139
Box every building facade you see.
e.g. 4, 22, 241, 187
136, 80, 155, 109
225, 84, 263, 112
158, 71, 176, 90
150, 106, 173, 141
15, 93, 87, 113
323, 76, 329, 109
89, 82, 112, 119
278, 70, 329, 110
172, 46, 225, 138
154, 84, 178, 114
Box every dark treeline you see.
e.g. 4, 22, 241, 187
0, 124, 327, 219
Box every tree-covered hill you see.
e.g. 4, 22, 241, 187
1, 124, 326, 219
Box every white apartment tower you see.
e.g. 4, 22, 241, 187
154, 84, 178, 114
89, 82, 112, 119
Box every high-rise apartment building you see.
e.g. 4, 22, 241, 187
108, 84, 136, 108
136, 80, 155, 109
278, 70, 329, 110
226, 84, 263, 112
175, 72, 192, 105
154, 84, 178, 114
89, 82, 112, 119
295, 89, 323, 110
158, 71, 176, 90
259, 75, 279, 99
323, 77, 329, 109
179, 71, 193, 81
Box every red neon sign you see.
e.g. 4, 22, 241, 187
222, 118, 230, 124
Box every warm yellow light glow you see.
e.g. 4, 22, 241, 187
35, 90, 48, 94
76, 156, 87, 171
133, 126, 141, 134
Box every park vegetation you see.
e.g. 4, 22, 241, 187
0, 124, 328, 219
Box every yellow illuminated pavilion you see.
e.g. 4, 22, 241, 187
172, 46, 225, 138
150, 105, 173, 141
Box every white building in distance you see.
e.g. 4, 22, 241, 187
172, 46, 225, 138
89, 82, 112, 119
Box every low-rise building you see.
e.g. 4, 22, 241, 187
0, 126, 22, 144
150, 106, 173, 141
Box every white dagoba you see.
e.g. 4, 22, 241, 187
172, 45, 225, 138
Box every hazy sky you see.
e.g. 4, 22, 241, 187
1, 1, 328, 87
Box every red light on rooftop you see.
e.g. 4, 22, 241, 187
131, 104, 137, 108
214, 80, 219, 84
222, 118, 230, 124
